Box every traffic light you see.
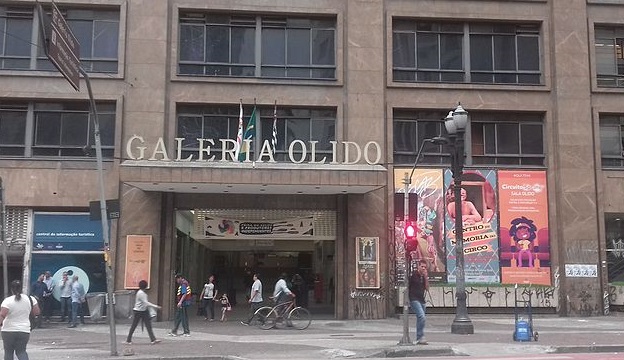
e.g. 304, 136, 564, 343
404, 222, 419, 252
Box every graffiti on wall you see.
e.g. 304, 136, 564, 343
350, 286, 385, 319
423, 285, 558, 308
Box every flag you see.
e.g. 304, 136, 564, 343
235, 100, 244, 159
238, 105, 256, 161
272, 101, 278, 156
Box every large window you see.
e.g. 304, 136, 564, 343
471, 113, 544, 166
595, 27, 624, 88
179, 13, 336, 80
0, 5, 119, 73
605, 213, 624, 283
600, 114, 624, 168
177, 105, 336, 161
0, 102, 115, 158
393, 20, 541, 85
393, 110, 545, 166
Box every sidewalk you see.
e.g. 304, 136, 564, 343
22, 311, 624, 359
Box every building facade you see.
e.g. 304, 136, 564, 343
1, 0, 624, 319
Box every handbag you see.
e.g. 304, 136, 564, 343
148, 306, 157, 318
27, 296, 36, 330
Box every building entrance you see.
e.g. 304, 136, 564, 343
174, 209, 336, 317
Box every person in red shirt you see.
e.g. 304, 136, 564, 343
168, 274, 191, 337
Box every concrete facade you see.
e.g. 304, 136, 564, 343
2, 0, 624, 319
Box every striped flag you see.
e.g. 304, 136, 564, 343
235, 100, 244, 159
238, 105, 256, 162
272, 101, 278, 156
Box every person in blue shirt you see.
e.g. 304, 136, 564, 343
68, 275, 85, 328
168, 274, 191, 337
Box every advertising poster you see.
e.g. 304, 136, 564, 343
33, 213, 105, 251
444, 169, 500, 283
202, 215, 314, 239
356, 237, 380, 289
124, 235, 153, 289
393, 168, 447, 283
499, 170, 551, 285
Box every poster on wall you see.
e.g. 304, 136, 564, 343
124, 235, 153, 289
444, 169, 500, 283
393, 168, 447, 283
356, 237, 380, 289
499, 170, 551, 285
201, 215, 314, 239
32, 213, 105, 251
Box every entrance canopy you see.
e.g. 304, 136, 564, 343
121, 160, 386, 194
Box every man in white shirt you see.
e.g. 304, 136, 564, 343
273, 272, 294, 306
42, 271, 55, 322
68, 275, 85, 328
59, 271, 72, 323
241, 273, 263, 325
199, 275, 217, 321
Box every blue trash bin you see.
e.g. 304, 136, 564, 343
514, 320, 531, 341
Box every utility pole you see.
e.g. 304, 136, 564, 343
0, 177, 7, 298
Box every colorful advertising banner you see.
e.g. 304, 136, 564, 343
444, 169, 500, 283
356, 237, 380, 289
393, 168, 447, 283
124, 235, 153, 289
499, 170, 551, 285
202, 215, 314, 239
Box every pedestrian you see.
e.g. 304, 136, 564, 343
125, 280, 161, 345
241, 273, 263, 325
0, 280, 40, 360
409, 259, 429, 345
68, 275, 85, 328
199, 275, 217, 321
29, 273, 47, 328
43, 271, 55, 323
59, 271, 72, 323
273, 272, 295, 306
291, 273, 305, 307
219, 293, 231, 322
168, 274, 191, 337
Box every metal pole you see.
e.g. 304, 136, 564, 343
399, 172, 412, 345
79, 68, 118, 356
0, 177, 7, 298
450, 129, 474, 334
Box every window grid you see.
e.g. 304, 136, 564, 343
600, 115, 624, 168
595, 27, 624, 88
392, 19, 541, 85
179, 13, 336, 80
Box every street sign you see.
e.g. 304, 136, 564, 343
48, 2, 80, 91
89, 199, 120, 220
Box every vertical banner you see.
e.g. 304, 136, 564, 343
445, 169, 500, 283
393, 169, 447, 283
499, 170, 551, 285
356, 237, 380, 289
124, 235, 153, 289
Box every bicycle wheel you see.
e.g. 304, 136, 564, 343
288, 307, 311, 330
259, 308, 278, 330
250, 306, 272, 328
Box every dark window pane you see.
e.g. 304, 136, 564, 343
470, 35, 492, 71
93, 20, 119, 58
180, 24, 205, 61
311, 68, 334, 79
497, 157, 520, 165
520, 124, 543, 154
35, 113, 62, 146
262, 67, 285, 77
417, 71, 440, 82
496, 123, 520, 153
69, 20, 94, 58
521, 157, 545, 166
441, 72, 464, 82
206, 25, 229, 62
394, 70, 416, 81
484, 123, 496, 154
286, 118, 311, 144
178, 116, 202, 148
517, 36, 539, 71
287, 28, 310, 65
394, 121, 417, 152
98, 113, 115, 146
417, 33, 438, 69
204, 116, 229, 139
600, 124, 622, 156
231, 27, 254, 64
393, 32, 415, 68
61, 113, 88, 146
312, 29, 334, 65
6, 18, 32, 57
262, 28, 285, 65
440, 34, 462, 70
518, 74, 540, 84
494, 35, 516, 70
287, 68, 310, 78
494, 73, 517, 83
0, 111, 26, 145
179, 64, 204, 75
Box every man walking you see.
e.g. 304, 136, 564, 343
169, 274, 191, 336
59, 271, 72, 323
69, 275, 86, 328
241, 273, 263, 325
43, 271, 55, 322
199, 275, 217, 321
409, 259, 429, 345
30, 273, 47, 328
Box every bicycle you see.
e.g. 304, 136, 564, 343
251, 299, 311, 330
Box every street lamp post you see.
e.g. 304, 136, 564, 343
399, 136, 448, 345
445, 104, 474, 335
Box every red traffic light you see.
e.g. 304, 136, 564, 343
404, 223, 417, 239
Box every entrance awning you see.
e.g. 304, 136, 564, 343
121, 160, 387, 194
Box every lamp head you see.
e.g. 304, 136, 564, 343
452, 104, 468, 131
444, 110, 457, 134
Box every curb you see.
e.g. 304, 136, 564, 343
362, 345, 457, 358
551, 345, 624, 354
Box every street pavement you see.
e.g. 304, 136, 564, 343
16, 310, 624, 359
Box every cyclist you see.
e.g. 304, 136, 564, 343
272, 273, 295, 318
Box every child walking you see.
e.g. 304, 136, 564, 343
219, 294, 230, 322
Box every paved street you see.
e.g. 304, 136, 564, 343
15, 311, 624, 359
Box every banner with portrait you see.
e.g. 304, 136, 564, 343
444, 169, 500, 283
498, 170, 551, 285
356, 237, 380, 289
393, 168, 447, 283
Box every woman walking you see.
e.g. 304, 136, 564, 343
0, 280, 40, 360
125, 280, 162, 345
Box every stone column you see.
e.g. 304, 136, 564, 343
550, 1, 602, 316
